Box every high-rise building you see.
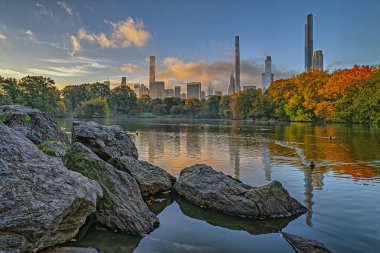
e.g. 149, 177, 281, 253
261, 56, 274, 90
174, 86, 181, 98
305, 13, 313, 71
228, 72, 235, 95
121, 77, 127, 87
200, 91, 205, 99
149, 56, 156, 92
187, 82, 201, 99
235, 36, 241, 92
207, 83, 213, 96
313, 50, 323, 70
150, 81, 165, 99
134, 84, 141, 97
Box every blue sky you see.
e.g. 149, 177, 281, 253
0, 0, 379, 91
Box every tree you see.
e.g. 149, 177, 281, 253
108, 86, 137, 115
74, 98, 111, 118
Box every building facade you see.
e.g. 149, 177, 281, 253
235, 35, 241, 92
243, 85, 256, 90
187, 82, 201, 99
174, 86, 181, 98
121, 77, 127, 87
312, 50, 323, 70
151, 81, 165, 99
149, 56, 155, 92
165, 89, 174, 97
228, 72, 235, 95
305, 13, 313, 71
261, 56, 274, 90
214, 91, 222, 96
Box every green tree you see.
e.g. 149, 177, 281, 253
74, 98, 111, 118
108, 86, 137, 115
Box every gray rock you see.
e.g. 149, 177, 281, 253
64, 142, 159, 236
40, 247, 98, 253
281, 232, 333, 253
0, 123, 102, 253
173, 164, 307, 219
72, 121, 138, 160
0, 105, 70, 156
109, 156, 176, 196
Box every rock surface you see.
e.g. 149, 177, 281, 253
72, 121, 138, 160
281, 232, 333, 253
40, 247, 98, 253
64, 142, 159, 236
173, 164, 307, 219
0, 123, 102, 253
109, 156, 176, 196
0, 105, 70, 156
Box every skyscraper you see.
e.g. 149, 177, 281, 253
313, 50, 324, 70
121, 77, 127, 87
149, 56, 155, 92
235, 36, 241, 92
305, 13, 313, 71
228, 72, 235, 95
151, 81, 165, 99
174, 86, 181, 98
261, 56, 274, 90
187, 82, 201, 99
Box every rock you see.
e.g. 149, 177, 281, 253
281, 232, 333, 253
40, 247, 98, 253
72, 121, 138, 160
64, 142, 159, 236
173, 164, 307, 219
109, 156, 176, 196
0, 105, 70, 156
175, 196, 302, 235
0, 123, 102, 253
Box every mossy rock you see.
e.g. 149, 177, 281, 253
64, 150, 115, 208
36, 140, 63, 157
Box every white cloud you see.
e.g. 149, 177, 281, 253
24, 30, 35, 40
0, 33, 7, 41
0, 69, 26, 78
120, 64, 138, 74
70, 35, 81, 57
27, 66, 88, 77
57, 1, 73, 15
35, 3, 54, 18
78, 18, 150, 49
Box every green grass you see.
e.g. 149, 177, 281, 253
0, 114, 6, 123
23, 114, 31, 122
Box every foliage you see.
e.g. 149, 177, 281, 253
108, 86, 137, 115
74, 98, 111, 118
23, 114, 31, 122
0, 114, 6, 123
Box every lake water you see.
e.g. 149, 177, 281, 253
58, 118, 380, 253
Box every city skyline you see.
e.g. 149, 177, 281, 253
0, 0, 379, 91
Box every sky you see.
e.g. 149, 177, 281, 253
0, 0, 379, 92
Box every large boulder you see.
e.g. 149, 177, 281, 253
109, 156, 176, 196
173, 164, 307, 219
72, 121, 138, 160
0, 123, 102, 253
281, 232, 333, 253
0, 105, 70, 156
64, 142, 159, 236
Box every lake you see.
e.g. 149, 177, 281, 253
58, 118, 380, 253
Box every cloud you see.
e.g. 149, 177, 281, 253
27, 66, 88, 77
24, 30, 35, 40
120, 64, 138, 74
0, 33, 6, 41
57, 1, 73, 15
0, 68, 26, 78
35, 3, 54, 18
78, 18, 150, 48
70, 35, 81, 57
157, 57, 295, 91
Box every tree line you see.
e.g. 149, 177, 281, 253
1, 65, 379, 123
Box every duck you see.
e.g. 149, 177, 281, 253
309, 161, 316, 168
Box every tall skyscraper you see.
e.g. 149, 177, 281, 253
174, 86, 181, 98
228, 72, 235, 95
149, 56, 156, 92
235, 36, 241, 92
313, 50, 324, 70
207, 82, 213, 96
187, 82, 201, 99
261, 56, 274, 90
305, 13, 313, 71
121, 77, 127, 87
